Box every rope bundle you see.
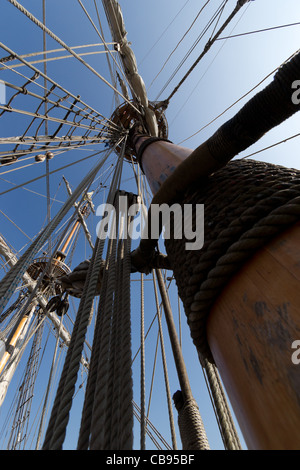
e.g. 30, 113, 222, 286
174, 391, 210, 450
42, 149, 125, 450
164, 158, 300, 362
77, 192, 136, 450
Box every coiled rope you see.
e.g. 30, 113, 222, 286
164, 159, 300, 362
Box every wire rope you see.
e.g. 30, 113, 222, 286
139, 0, 191, 66
6, 0, 141, 115
155, 0, 229, 100
0, 42, 123, 132
148, 0, 212, 90
170, 1, 250, 126
216, 20, 300, 41
178, 47, 300, 145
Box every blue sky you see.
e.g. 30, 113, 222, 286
0, 0, 299, 451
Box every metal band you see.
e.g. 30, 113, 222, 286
136, 137, 172, 173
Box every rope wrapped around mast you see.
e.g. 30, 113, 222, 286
131, 49, 300, 274
173, 391, 210, 450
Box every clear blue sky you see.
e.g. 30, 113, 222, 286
0, 0, 299, 451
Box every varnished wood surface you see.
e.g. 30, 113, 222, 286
207, 222, 300, 449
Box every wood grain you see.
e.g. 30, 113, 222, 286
207, 222, 300, 449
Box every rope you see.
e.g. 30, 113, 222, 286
0, 104, 104, 133
42, 236, 104, 449
140, 272, 146, 450
0, 50, 118, 69
0, 210, 33, 241
155, 0, 226, 99
76, 152, 124, 449
169, 2, 250, 127
0, 42, 122, 132
149, 0, 211, 88
42, 0, 51, 255
139, 0, 191, 66
165, 0, 249, 103
152, 270, 178, 449
6, 0, 140, 114
0, 142, 116, 317
201, 358, 242, 449
178, 47, 300, 145
0, 150, 106, 196
77, 0, 128, 103
174, 391, 210, 450
164, 158, 300, 361
8, 312, 44, 450
133, 400, 173, 450
0, 42, 117, 65
42, 145, 125, 450
155, 269, 210, 450
216, 21, 300, 41
35, 312, 65, 449
77, 190, 135, 450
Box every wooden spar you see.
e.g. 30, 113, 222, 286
0, 205, 89, 376
55, 203, 89, 261
55, 218, 80, 262
0, 311, 30, 374
0, 305, 36, 406
206, 221, 300, 450
0, 303, 36, 376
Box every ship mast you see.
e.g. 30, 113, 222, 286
0, 200, 92, 399
104, 0, 300, 450
128, 45, 300, 451
0, 0, 300, 451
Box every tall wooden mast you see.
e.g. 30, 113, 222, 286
128, 50, 300, 449
1, 0, 300, 451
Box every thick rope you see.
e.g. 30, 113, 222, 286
202, 357, 242, 450
35, 312, 65, 449
162, 158, 300, 448
76, 156, 124, 449
76, 242, 111, 449
173, 391, 210, 450
77, 191, 135, 450
42, 236, 104, 449
90, 195, 133, 450
164, 159, 300, 361
42, 147, 125, 450
114, 218, 134, 447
